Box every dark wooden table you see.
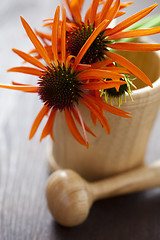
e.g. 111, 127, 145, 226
1, 0, 160, 239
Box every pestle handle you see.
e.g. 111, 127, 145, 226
46, 160, 160, 227
90, 160, 160, 201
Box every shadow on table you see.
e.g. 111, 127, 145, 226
51, 188, 160, 240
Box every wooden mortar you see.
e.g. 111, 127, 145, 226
47, 41, 160, 181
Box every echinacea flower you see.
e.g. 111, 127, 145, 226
65, 2, 160, 80
32, 0, 133, 61
31, 0, 160, 106
0, 6, 131, 147
63, 1, 160, 106
44, 0, 133, 28
37, 1, 160, 67
100, 72, 136, 106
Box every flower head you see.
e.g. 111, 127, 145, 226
65, 1, 160, 106
61, 0, 160, 55
65, 1, 160, 86
66, 23, 109, 64
35, 0, 133, 63
1, 6, 131, 147
30, 1, 160, 106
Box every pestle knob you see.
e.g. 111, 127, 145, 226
46, 160, 160, 227
46, 169, 91, 227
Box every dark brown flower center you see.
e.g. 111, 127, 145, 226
38, 64, 82, 110
66, 23, 109, 64
105, 78, 129, 97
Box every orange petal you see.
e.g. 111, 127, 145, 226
108, 27, 160, 40
12, 49, 47, 71
65, 0, 72, 18
76, 64, 91, 72
29, 105, 50, 140
109, 42, 160, 51
78, 0, 85, 9
81, 81, 126, 90
91, 111, 98, 126
104, 0, 120, 28
51, 6, 60, 66
84, 93, 131, 118
107, 51, 152, 87
11, 81, 39, 93
89, 90, 103, 125
81, 96, 110, 134
20, 17, 51, 66
94, 11, 101, 25
61, 8, 66, 65
43, 18, 54, 22
0, 84, 38, 93
74, 105, 88, 145
43, 22, 53, 27
91, 58, 113, 68
71, 107, 96, 137
73, 19, 109, 69
7, 66, 43, 76
70, 0, 82, 23
107, 4, 158, 35
66, 55, 76, 69
35, 30, 52, 41
104, 67, 129, 73
90, 89, 105, 113
119, 1, 133, 10
98, 0, 113, 24
84, 6, 91, 25
115, 11, 125, 18
64, 108, 89, 147
90, 0, 99, 25
66, 22, 75, 31
12, 81, 29, 86
45, 45, 55, 60
78, 69, 123, 79
40, 108, 57, 141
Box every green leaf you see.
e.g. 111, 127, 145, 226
115, 14, 160, 43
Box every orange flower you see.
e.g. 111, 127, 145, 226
63, 0, 133, 25
43, 0, 133, 27
32, 0, 133, 59
65, 2, 160, 87
63, 0, 160, 55
0, 7, 131, 147
33, 1, 160, 89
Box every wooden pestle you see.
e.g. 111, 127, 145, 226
46, 160, 160, 227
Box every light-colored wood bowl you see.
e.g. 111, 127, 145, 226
47, 41, 160, 181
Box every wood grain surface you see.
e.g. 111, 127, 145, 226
0, 0, 160, 239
